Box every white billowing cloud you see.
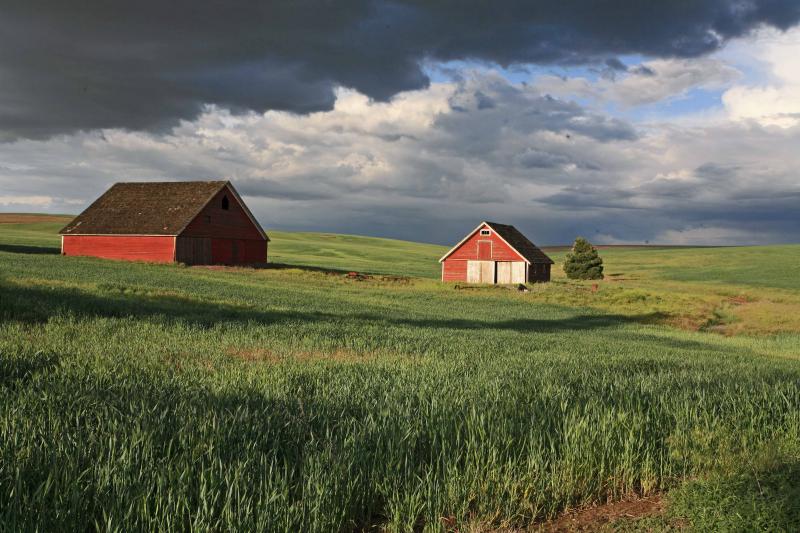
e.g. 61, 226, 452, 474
535, 58, 740, 107
724, 85, 800, 127
722, 27, 800, 127
0, 195, 54, 207
0, 70, 798, 245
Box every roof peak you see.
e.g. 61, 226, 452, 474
111, 180, 229, 185
439, 221, 554, 264
60, 180, 240, 236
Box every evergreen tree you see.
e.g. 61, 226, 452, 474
563, 237, 604, 280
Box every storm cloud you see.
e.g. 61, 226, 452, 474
2, 71, 799, 245
2, 0, 800, 140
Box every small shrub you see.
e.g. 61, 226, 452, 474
564, 237, 604, 280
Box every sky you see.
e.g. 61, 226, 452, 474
1, 1, 799, 245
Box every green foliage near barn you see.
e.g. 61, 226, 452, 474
563, 236, 604, 280
1, 215, 800, 531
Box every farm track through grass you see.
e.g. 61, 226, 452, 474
1, 217, 800, 531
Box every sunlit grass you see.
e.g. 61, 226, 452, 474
1, 217, 800, 530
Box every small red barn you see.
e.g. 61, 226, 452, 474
439, 221, 554, 283
60, 180, 269, 265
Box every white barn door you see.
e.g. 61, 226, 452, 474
497, 262, 512, 284
467, 261, 496, 283
512, 262, 526, 283
497, 261, 526, 284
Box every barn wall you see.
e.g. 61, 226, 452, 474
210, 238, 267, 264
529, 263, 551, 282
62, 235, 175, 263
182, 186, 264, 240
175, 237, 212, 265
442, 259, 468, 282
242, 239, 267, 263
446, 224, 526, 262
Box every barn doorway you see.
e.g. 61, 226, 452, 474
497, 261, 526, 284
175, 237, 212, 265
467, 260, 495, 283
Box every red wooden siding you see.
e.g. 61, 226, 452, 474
210, 238, 266, 264
442, 259, 468, 282
181, 186, 264, 240
62, 235, 175, 263
441, 222, 551, 283
59, 181, 267, 266
445, 224, 525, 262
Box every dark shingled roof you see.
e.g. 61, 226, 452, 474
60, 181, 229, 235
440, 221, 553, 264
485, 222, 554, 264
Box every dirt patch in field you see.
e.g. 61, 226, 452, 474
535, 495, 668, 532
0, 214, 73, 224
727, 295, 752, 306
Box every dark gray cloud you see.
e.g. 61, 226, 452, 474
440, 77, 638, 147
694, 163, 740, 180
236, 178, 337, 201
605, 58, 628, 72
539, 185, 638, 210
2, 0, 800, 140
631, 65, 657, 77
2, 71, 800, 246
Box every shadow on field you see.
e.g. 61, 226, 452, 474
0, 281, 723, 355
193, 261, 359, 276
0, 280, 327, 327
388, 313, 668, 333
0, 351, 60, 388
0, 278, 677, 335
728, 460, 800, 527
257, 262, 353, 275
2, 277, 657, 333
671, 459, 800, 529
0, 243, 60, 255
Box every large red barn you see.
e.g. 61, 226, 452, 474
60, 181, 269, 265
439, 221, 554, 283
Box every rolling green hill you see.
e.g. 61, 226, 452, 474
1, 214, 800, 531
251, 229, 799, 336
6, 214, 800, 289
268, 230, 447, 278
0, 214, 448, 278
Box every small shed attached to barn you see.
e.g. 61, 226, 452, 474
60, 180, 269, 265
439, 221, 554, 284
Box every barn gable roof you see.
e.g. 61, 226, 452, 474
59, 181, 268, 240
438, 221, 554, 264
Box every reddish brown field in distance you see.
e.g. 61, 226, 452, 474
0, 213, 73, 224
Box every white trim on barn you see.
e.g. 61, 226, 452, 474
438, 221, 529, 264
171, 181, 269, 241
224, 182, 269, 241
61, 233, 186, 236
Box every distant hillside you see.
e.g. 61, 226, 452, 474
3, 214, 799, 289
0, 214, 449, 278
267, 231, 448, 278
0, 213, 73, 224
0, 213, 73, 248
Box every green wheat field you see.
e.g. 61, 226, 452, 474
1, 214, 800, 531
